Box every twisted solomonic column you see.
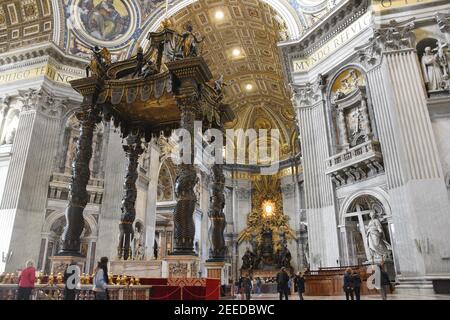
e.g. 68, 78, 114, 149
60, 101, 101, 255
118, 136, 144, 260
207, 163, 227, 262
172, 101, 199, 256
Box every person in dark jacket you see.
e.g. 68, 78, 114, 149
241, 274, 253, 300
379, 265, 391, 300
276, 268, 290, 300
343, 268, 354, 300
352, 270, 362, 301
294, 272, 305, 301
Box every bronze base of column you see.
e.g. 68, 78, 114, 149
58, 206, 85, 256
172, 199, 196, 256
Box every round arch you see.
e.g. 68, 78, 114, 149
139, 0, 303, 49
43, 211, 98, 237
339, 187, 391, 226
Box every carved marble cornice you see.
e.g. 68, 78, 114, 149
436, 13, 450, 34
280, 0, 370, 82
0, 42, 87, 69
355, 18, 417, 70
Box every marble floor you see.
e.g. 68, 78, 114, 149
232, 293, 450, 300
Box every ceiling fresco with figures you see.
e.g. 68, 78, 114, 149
0, 0, 342, 159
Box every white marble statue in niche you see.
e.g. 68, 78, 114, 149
422, 46, 444, 91
366, 210, 392, 262
421, 41, 450, 92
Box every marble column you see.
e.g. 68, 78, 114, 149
172, 101, 198, 255
360, 24, 450, 283
144, 140, 161, 260
0, 90, 64, 271
95, 128, 126, 262
59, 96, 100, 256
118, 135, 144, 260
292, 79, 340, 270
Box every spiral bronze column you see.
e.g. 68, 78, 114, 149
207, 162, 227, 262
118, 136, 144, 260
59, 101, 101, 256
172, 101, 198, 256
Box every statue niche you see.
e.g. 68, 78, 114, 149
417, 38, 450, 93
238, 176, 296, 272
331, 69, 374, 152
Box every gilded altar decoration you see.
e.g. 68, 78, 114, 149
238, 176, 296, 270
56, 272, 64, 285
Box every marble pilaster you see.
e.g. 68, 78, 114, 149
0, 89, 65, 272
359, 21, 450, 285
292, 78, 340, 270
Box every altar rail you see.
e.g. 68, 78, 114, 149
0, 278, 221, 300
0, 284, 152, 300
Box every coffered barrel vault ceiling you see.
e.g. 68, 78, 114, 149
0, 0, 340, 158
0, 0, 54, 54
164, 0, 297, 157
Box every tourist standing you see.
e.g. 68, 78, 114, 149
256, 277, 262, 295
343, 268, 354, 300
242, 274, 253, 300
17, 260, 36, 300
352, 270, 362, 301
295, 272, 305, 301
93, 257, 109, 300
276, 268, 290, 300
379, 265, 391, 300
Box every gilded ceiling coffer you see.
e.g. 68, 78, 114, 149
65, 23, 235, 259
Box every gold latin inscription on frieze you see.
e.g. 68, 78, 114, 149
0, 64, 81, 85
292, 12, 372, 73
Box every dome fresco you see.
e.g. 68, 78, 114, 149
63, 0, 340, 58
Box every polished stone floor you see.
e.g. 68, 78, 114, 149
232, 293, 450, 300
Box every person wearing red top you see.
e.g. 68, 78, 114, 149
17, 260, 36, 300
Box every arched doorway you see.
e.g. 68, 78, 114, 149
339, 191, 394, 268
38, 213, 98, 274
